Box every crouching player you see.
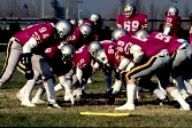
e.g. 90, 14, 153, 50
17, 44, 76, 108
115, 30, 190, 111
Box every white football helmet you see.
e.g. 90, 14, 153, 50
89, 14, 101, 25
78, 19, 84, 27
111, 28, 127, 40
135, 30, 148, 40
88, 41, 102, 57
55, 20, 72, 39
124, 4, 135, 17
167, 7, 178, 16
60, 44, 75, 59
79, 24, 93, 37
96, 50, 108, 64
70, 19, 77, 26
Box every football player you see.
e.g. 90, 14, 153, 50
72, 44, 94, 101
115, 30, 190, 111
66, 24, 93, 50
88, 40, 128, 104
0, 20, 72, 108
116, 3, 148, 35
163, 7, 181, 37
17, 44, 76, 107
112, 29, 169, 105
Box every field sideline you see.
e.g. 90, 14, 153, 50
1, 52, 192, 127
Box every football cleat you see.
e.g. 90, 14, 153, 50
180, 104, 191, 111
153, 97, 169, 106
21, 101, 36, 107
47, 103, 62, 109
16, 91, 23, 101
64, 93, 75, 105
32, 98, 46, 104
115, 102, 135, 111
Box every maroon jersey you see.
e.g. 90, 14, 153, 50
84, 19, 94, 26
100, 40, 120, 68
14, 22, 55, 46
116, 13, 148, 35
116, 33, 170, 58
116, 35, 146, 58
148, 31, 182, 55
73, 45, 92, 69
163, 15, 181, 37
43, 42, 62, 59
66, 27, 84, 50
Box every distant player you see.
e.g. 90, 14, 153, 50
163, 6, 181, 37
116, 3, 148, 35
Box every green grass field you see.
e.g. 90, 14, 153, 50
1, 52, 192, 127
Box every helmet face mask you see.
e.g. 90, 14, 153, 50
124, 4, 135, 17
89, 14, 101, 25
88, 41, 102, 57
60, 44, 75, 62
96, 50, 108, 64
55, 20, 72, 39
79, 24, 93, 38
111, 28, 127, 40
